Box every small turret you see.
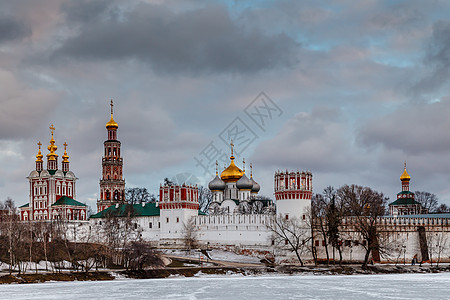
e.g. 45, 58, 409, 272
35, 141, 43, 172
46, 124, 58, 171
106, 99, 118, 140
400, 161, 411, 192
62, 142, 70, 173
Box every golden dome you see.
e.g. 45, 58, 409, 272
62, 142, 69, 162
47, 124, 58, 161
106, 99, 118, 130
220, 156, 244, 183
400, 161, 410, 181
35, 141, 43, 162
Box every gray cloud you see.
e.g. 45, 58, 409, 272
252, 107, 362, 173
413, 20, 450, 96
52, 3, 299, 74
62, 0, 114, 24
0, 69, 60, 139
358, 99, 450, 155
0, 14, 31, 43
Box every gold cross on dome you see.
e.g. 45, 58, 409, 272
110, 99, 114, 115
230, 139, 234, 156
49, 124, 55, 135
63, 142, 68, 150
37, 141, 42, 148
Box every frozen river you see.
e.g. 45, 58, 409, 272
0, 272, 449, 299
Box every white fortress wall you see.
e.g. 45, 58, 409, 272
194, 214, 272, 247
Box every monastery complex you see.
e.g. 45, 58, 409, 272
17, 102, 450, 264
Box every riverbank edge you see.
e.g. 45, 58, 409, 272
1, 264, 449, 284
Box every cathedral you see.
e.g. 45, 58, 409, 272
207, 142, 274, 215
19, 125, 87, 221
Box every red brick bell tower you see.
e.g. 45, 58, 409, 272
97, 100, 126, 212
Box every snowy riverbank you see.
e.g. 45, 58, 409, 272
1, 263, 449, 284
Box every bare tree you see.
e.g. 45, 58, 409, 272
337, 185, 388, 268
182, 217, 198, 251
414, 191, 438, 213
208, 203, 228, 215
267, 214, 310, 266
126, 187, 151, 204
164, 178, 174, 186
327, 193, 343, 266
123, 241, 164, 270
427, 229, 448, 266
198, 186, 213, 212
311, 194, 330, 264
435, 204, 450, 213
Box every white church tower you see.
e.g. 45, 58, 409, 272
274, 170, 312, 221
159, 183, 199, 243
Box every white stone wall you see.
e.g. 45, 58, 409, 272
193, 214, 272, 247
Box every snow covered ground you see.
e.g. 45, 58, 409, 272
0, 273, 449, 299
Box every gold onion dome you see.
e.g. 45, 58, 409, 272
400, 162, 411, 181
47, 124, 58, 161
220, 156, 244, 182
106, 99, 119, 130
62, 142, 69, 162
35, 142, 43, 162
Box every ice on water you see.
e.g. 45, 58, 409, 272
0, 273, 449, 300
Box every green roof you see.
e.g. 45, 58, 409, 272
389, 198, 420, 206
52, 196, 87, 207
397, 191, 414, 196
90, 203, 160, 219
90, 203, 208, 218
19, 203, 29, 208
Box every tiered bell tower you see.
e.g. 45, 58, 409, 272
97, 100, 126, 212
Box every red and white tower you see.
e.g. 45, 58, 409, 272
274, 170, 312, 220
159, 183, 199, 241
97, 100, 126, 212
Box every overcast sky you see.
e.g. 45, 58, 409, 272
2, 0, 450, 210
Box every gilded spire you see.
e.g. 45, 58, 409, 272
400, 161, 411, 181
250, 163, 253, 178
243, 158, 246, 173
47, 124, 58, 161
215, 160, 218, 176
62, 142, 69, 162
36, 141, 43, 162
106, 99, 119, 129
220, 140, 244, 182
230, 139, 234, 158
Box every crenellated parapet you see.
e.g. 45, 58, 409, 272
274, 170, 312, 201
159, 183, 199, 210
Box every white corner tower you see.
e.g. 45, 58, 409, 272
274, 170, 312, 221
